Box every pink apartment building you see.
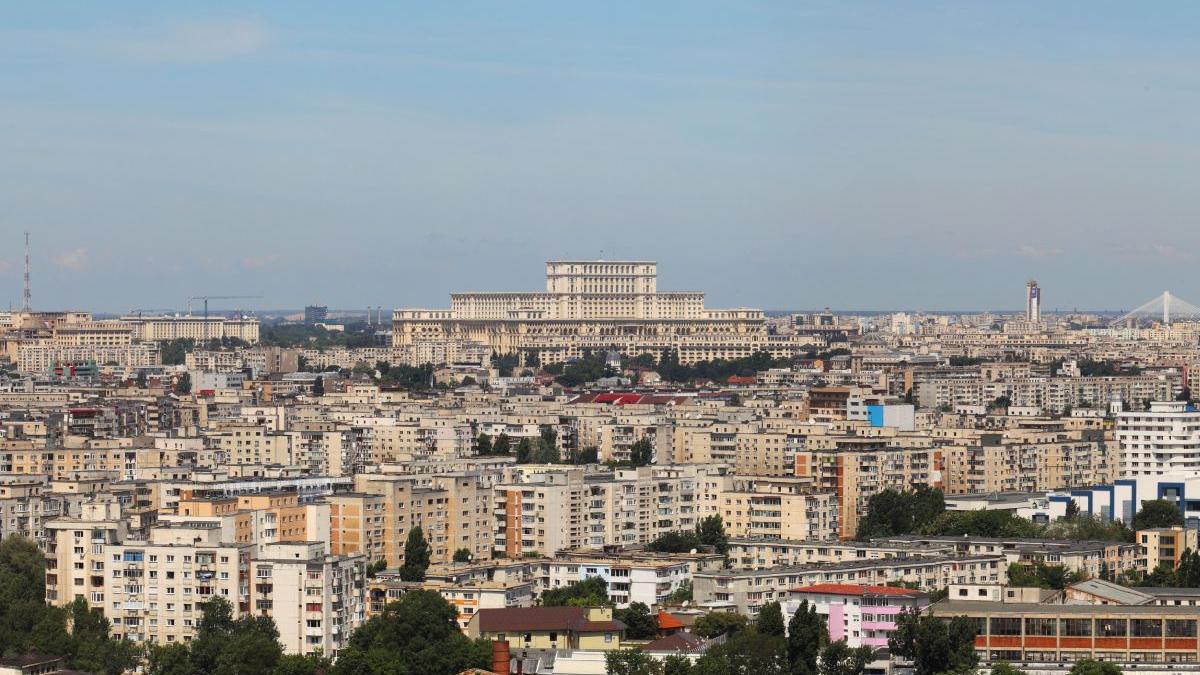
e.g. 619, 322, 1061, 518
784, 584, 929, 648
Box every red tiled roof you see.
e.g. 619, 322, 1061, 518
791, 584, 921, 597
726, 376, 756, 385
657, 611, 685, 630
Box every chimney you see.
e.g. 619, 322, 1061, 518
491, 640, 510, 675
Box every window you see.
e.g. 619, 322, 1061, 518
1167, 620, 1197, 638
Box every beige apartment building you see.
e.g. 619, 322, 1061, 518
941, 432, 1116, 495
120, 315, 260, 344
1138, 527, 1199, 573
328, 492, 386, 562
353, 473, 493, 566
45, 501, 243, 646
795, 439, 942, 539
393, 260, 815, 366
248, 541, 365, 658
492, 466, 727, 558
719, 477, 839, 541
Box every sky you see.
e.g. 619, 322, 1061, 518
3, 2, 1200, 313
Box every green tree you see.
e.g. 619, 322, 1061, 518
66, 598, 141, 675
273, 653, 332, 675
366, 558, 388, 577
888, 610, 977, 675
400, 527, 431, 581
1068, 660, 1122, 675
136, 371, 148, 388
756, 602, 785, 638
606, 650, 664, 675
0, 534, 52, 656
616, 602, 658, 640
452, 548, 472, 564
818, 641, 874, 675
1177, 549, 1200, 587
1132, 500, 1185, 530
855, 487, 945, 539
630, 438, 654, 466
515, 438, 534, 463
476, 434, 493, 455
541, 576, 611, 607
1064, 500, 1080, 519
312, 376, 325, 397
492, 433, 512, 455
692, 629, 787, 675
213, 615, 283, 675
147, 643, 196, 675
191, 598, 236, 675
333, 591, 490, 675
787, 600, 828, 675
176, 372, 192, 395
666, 582, 693, 604
646, 531, 702, 554
697, 515, 730, 555
692, 612, 749, 639
1006, 562, 1082, 590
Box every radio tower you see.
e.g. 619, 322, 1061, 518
22, 231, 31, 312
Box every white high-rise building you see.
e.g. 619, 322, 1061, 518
1117, 401, 1200, 477
1025, 279, 1041, 322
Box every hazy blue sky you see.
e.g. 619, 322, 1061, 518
3, 2, 1200, 313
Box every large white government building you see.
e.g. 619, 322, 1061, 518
393, 260, 815, 365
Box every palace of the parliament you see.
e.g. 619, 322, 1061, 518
392, 260, 816, 365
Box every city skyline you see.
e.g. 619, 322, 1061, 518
7, 3, 1200, 310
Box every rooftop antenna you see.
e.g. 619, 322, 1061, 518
22, 231, 31, 312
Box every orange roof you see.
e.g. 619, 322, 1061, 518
791, 584, 920, 597
657, 610, 686, 630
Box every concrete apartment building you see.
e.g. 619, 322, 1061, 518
941, 432, 1116, 495
248, 541, 365, 657
45, 501, 243, 645
693, 554, 1007, 614
392, 260, 816, 366
119, 315, 260, 344
794, 440, 942, 539
719, 477, 839, 542
1118, 401, 1200, 477
491, 466, 726, 558
783, 584, 930, 649
353, 473, 493, 566
1138, 527, 1199, 573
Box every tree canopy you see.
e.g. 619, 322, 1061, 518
400, 527, 431, 582
333, 591, 490, 675
787, 599, 828, 675
855, 487, 945, 539
1131, 500, 1184, 530
888, 610, 977, 675
541, 576, 611, 607
646, 516, 728, 555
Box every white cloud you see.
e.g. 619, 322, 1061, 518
54, 248, 89, 271
6, 18, 269, 65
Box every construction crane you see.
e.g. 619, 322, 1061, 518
187, 295, 263, 343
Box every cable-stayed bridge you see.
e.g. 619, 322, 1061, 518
1111, 291, 1200, 326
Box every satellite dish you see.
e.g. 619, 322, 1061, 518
690, 548, 697, 554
